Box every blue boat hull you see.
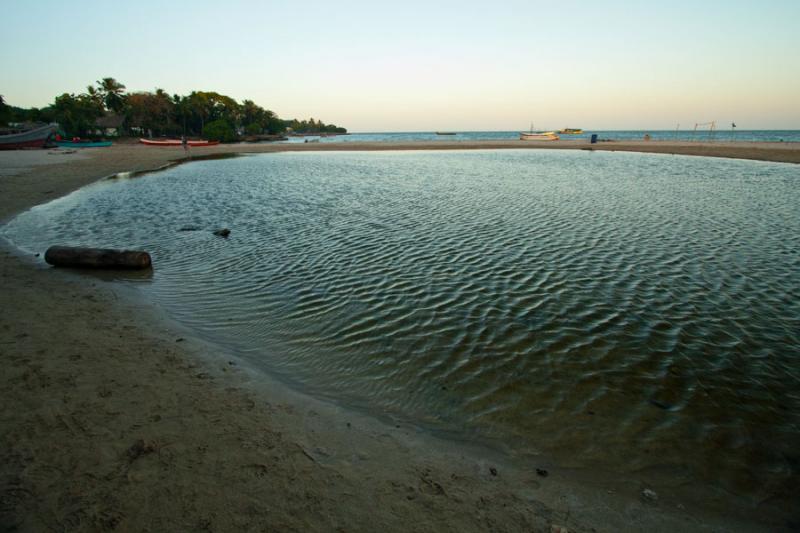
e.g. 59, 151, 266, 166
54, 141, 112, 148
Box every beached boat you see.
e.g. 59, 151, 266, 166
519, 131, 559, 141
54, 140, 112, 148
557, 128, 584, 135
519, 123, 559, 141
0, 123, 57, 150
139, 138, 220, 147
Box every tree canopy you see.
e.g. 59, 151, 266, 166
52, 93, 105, 137
286, 117, 347, 134
0, 95, 9, 126
3, 78, 347, 140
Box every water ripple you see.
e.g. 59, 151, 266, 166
3, 149, 800, 504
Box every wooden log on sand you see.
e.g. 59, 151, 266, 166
44, 246, 152, 270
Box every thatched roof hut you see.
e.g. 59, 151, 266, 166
95, 114, 125, 135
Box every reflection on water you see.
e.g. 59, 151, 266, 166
5, 149, 799, 506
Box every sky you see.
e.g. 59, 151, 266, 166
1, 0, 799, 131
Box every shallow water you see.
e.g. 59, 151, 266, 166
5, 149, 799, 504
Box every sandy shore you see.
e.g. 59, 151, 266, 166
2, 142, 796, 532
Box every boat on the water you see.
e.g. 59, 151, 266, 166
54, 140, 112, 148
557, 128, 584, 134
435, 132, 457, 135
0, 123, 57, 150
139, 138, 220, 147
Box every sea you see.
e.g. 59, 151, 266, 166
3, 147, 799, 519
282, 129, 800, 143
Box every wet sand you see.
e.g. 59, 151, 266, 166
2, 141, 796, 532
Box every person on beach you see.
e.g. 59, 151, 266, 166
181, 135, 189, 156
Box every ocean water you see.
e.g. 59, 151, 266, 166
283, 129, 800, 143
4, 149, 799, 509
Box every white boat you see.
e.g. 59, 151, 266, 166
519, 131, 559, 141
519, 123, 559, 141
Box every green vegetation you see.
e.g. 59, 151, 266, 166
0, 95, 10, 126
203, 119, 237, 142
52, 93, 105, 137
2, 78, 347, 141
286, 118, 347, 134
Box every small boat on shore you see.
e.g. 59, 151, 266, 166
0, 123, 57, 150
519, 131, 559, 141
54, 140, 112, 148
139, 138, 220, 147
519, 123, 559, 141
558, 128, 583, 135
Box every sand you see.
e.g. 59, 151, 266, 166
2, 141, 796, 532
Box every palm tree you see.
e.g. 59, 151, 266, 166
86, 85, 103, 107
96, 77, 127, 113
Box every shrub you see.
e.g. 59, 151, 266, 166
245, 122, 262, 135
203, 119, 237, 142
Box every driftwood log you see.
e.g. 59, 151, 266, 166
44, 246, 152, 270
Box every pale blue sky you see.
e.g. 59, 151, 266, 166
2, 0, 798, 131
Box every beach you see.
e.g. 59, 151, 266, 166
2, 141, 797, 532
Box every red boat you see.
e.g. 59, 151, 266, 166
0, 123, 57, 150
139, 138, 220, 147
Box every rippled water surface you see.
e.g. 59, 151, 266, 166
5, 149, 800, 503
